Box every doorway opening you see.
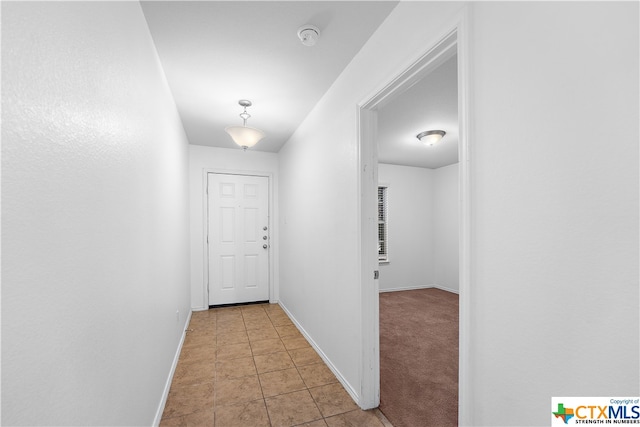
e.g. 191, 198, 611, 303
357, 16, 471, 426
376, 50, 459, 426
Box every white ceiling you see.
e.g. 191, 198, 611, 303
377, 53, 459, 169
140, 1, 398, 153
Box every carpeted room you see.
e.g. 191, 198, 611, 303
376, 52, 460, 426
375, 160, 460, 426
379, 288, 459, 427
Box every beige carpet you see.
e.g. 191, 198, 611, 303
379, 288, 459, 427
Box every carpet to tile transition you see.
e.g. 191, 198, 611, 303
379, 288, 459, 427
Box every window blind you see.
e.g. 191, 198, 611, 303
378, 186, 388, 262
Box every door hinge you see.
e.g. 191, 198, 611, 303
374, 270, 379, 280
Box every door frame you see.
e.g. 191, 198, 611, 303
356, 8, 471, 425
202, 169, 276, 306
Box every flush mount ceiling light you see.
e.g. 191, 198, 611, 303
225, 100, 265, 150
417, 130, 446, 146
297, 24, 320, 46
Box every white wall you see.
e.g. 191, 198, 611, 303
278, 1, 469, 402
279, 0, 638, 424
189, 145, 279, 310
434, 163, 459, 293
469, 2, 638, 425
2, 3, 190, 425
377, 164, 434, 291
377, 162, 459, 293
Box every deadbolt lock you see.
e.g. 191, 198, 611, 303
263, 236, 268, 240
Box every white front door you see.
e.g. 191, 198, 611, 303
208, 173, 269, 305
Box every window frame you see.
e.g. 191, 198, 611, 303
378, 184, 389, 263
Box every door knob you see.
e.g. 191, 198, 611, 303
263, 244, 268, 249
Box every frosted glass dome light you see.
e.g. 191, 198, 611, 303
225, 100, 265, 150
225, 125, 265, 149
417, 130, 446, 146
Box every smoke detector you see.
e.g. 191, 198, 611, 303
297, 25, 320, 47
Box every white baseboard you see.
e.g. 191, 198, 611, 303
379, 284, 459, 294
153, 310, 193, 426
191, 306, 208, 312
278, 302, 361, 405
432, 284, 459, 294
379, 284, 432, 293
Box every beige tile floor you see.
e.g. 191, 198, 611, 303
160, 303, 391, 427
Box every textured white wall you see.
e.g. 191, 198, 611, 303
377, 163, 459, 293
189, 145, 279, 310
469, 2, 638, 425
279, 0, 638, 421
378, 164, 434, 291
278, 1, 468, 402
2, 2, 190, 425
434, 163, 459, 292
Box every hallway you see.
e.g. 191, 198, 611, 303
3, 2, 638, 425
160, 304, 390, 426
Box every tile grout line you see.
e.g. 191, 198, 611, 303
161, 314, 217, 423
273, 310, 328, 426
263, 306, 281, 427
243, 307, 274, 427
173, 305, 364, 427
270, 309, 327, 427
212, 312, 223, 425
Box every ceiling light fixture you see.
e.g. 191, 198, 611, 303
297, 24, 320, 46
225, 100, 265, 150
416, 130, 446, 146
